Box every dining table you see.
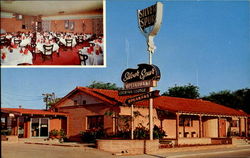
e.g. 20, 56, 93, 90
1, 47, 33, 66
79, 47, 103, 65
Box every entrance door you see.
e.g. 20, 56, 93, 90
219, 119, 227, 137
31, 118, 49, 137
40, 118, 48, 137
18, 117, 25, 138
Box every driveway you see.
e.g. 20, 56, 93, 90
1, 142, 116, 158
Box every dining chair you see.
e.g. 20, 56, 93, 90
14, 39, 22, 46
0, 37, 6, 46
30, 43, 37, 60
42, 45, 54, 61
79, 54, 88, 65
78, 36, 84, 44
65, 39, 73, 51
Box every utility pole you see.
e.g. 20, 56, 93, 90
42, 92, 55, 110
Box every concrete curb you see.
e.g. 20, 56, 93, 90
156, 144, 235, 154
24, 142, 82, 147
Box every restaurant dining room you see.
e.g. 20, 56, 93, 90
0, 1, 104, 66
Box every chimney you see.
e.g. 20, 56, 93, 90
19, 105, 22, 109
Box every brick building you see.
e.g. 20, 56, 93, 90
1, 86, 249, 143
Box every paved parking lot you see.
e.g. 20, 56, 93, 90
1, 142, 116, 158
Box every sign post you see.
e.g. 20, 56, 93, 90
137, 2, 163, 140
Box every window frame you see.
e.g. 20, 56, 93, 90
179, 117, 193, 127
87, 115, 104, 130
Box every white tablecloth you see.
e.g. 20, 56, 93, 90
79, 47, 103, 65
1, 48, 33, 66
11, 38, 31, 47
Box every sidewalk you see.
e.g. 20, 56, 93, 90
124, 144, 250, 158
4, 138, 95, 148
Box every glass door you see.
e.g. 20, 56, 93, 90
18, 117, 25, 138
31, 118, 49, 137
40, 118, 48, 137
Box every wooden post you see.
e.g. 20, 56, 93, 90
176, 113, 179, 143
199, 114, 203, 138
218, 117, 220, 138
16, 117, 20, 136
131, 104, 134, 140
239, 117, 242, 137
245, 118, 248, 137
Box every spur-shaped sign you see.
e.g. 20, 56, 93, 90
121, 64, 161, 83
137, 2, 163, 53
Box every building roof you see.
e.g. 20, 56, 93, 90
73, 87, 248, 117
1, 108, 68, 116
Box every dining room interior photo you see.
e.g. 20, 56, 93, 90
0, 0, 104, 66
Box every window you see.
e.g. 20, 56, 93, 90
82, 100, 86, 105
179, 118, 192, 127
74, 100, 77, 105
1, 117, 6, 129
231, 120, 239, 127
87, 115, 104, 129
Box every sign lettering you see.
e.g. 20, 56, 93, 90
125, 90, 160, 105
124, 80, 157, 90
121, 64, 160, 83
118, 88, 148, 96
138, 4, 157, 30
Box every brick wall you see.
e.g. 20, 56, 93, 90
97, 139, 159, 155
50, 118, 62, 131
58, 104, 114, 141
178, 138, 211, 145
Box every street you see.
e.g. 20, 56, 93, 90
2, 142, 250, 158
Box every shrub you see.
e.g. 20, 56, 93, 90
49, 129, 59, 138
1, 129, 12, 136
114, 130, 131, 139
153, 125, 167, 139
134, 126, 149, 139
59, 129, 66, 138
80, 128, 106, 143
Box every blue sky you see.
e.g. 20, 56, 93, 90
1, 0, 249, 109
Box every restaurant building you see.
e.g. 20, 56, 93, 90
1, 87, 249, 144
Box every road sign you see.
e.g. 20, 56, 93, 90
125, 90, 160, 105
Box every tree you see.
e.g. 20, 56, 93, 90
203, 88, 250, 114
202, 90, 236, 108
87, 81, 122, 90
162, 84, 200, 99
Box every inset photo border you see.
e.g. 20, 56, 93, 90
0, 0, 106, 68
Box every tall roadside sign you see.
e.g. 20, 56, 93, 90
137, 2, 163, 140
119, 2, 163, 141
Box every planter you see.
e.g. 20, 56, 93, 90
97, 139, 159, 155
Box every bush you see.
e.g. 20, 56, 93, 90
1, 129, 12, 136
59, 129, 66, 138
80, 128, 106, 143
153, 125, 167, 139
134, 126, 149, 139
112, 130, 131, 139
49, 129, 59, 138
